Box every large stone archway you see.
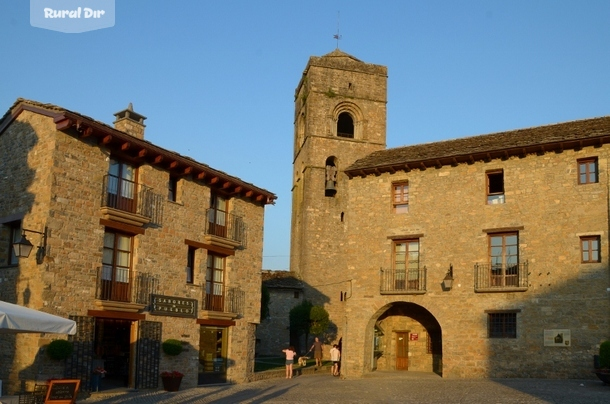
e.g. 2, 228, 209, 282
364, 302, 442, 375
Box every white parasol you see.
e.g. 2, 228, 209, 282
0, 300, 77, 335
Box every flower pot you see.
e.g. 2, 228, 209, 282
594, 371, 610, 385
161, 376, 183, 392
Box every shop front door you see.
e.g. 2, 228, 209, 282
199, 326, 228, 384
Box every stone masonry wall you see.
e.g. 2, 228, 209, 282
0, 108, 267, 392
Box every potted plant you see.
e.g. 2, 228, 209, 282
593, 340, 610, 384
46, 339, 73, 360
162, 339, 183, 356
160, 370, 184, 392
91, 366, 106, 392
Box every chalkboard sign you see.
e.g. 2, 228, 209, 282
44, 379, 80, 404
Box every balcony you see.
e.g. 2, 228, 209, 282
380, 267, 427, 294
474, 261, 528, 292
95, 266, 159, 312
101, 174, 164, 226
201, 285, 244, 321
204, 208, 247, 249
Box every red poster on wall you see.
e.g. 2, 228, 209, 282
410, 333, 418, 341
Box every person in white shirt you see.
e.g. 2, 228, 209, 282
330, 344, 341, 376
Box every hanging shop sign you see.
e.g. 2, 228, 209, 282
151, 294, 198, 318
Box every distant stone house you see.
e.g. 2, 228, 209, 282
255, 270, 303, 356
0, 99, 275, 394
290, 49, 610, 379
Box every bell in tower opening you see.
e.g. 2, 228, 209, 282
325, 157, 337, 197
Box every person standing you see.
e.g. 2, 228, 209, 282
330, 344, 341, 376
282, 346, 296, 379
310, 337, 323, 368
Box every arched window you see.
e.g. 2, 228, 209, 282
337, 112, 354, 138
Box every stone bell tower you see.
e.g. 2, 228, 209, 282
290, 50, 388, 307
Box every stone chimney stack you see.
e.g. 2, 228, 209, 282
113, 103, 146, 139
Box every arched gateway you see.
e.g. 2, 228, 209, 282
364, 302, 442, 375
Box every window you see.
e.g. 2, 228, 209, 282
294, 291, 299, 299
578, 158, 598, 184
581, 236, 601, 263
394, 240, 420, 290
208, 193, 227, 237
205, 253, 225, 311
486, 170, 504, 204
393, 182, 409, 213
488, 312, 517, 338
168, 176, 178, 202
107, 159, 137, 212
186, 246, 196, 283
337, 112, 354, 138
101, 230, 133, 302
489, 233, 519, 287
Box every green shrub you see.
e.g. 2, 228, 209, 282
46, 339, 73, 360
162, 339, 183, 356
599, 340, 610, 369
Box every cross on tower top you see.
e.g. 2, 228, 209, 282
333, 11, 342, 49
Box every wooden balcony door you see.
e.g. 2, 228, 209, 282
108, 159, 136, 213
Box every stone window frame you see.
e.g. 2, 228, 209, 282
486, 309, 520, 338
580, 235, 601, 263
330, 102, 364, 140
577, 157, 598, 185
486, 169, 505, 205
392, 182, 409, 213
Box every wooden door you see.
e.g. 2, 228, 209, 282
396, 332, 408, 370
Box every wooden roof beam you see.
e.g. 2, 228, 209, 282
138, 149, 147, 158
121, 142, 130, 151
101, 135, 112, 145
153, 155, 164, 164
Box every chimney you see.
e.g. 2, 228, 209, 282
113, 103, 146, 139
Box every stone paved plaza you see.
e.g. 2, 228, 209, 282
68, 372, 610, 404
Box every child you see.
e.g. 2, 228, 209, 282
282, 345, 296, 379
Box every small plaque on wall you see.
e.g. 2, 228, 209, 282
544, 329, 571, 347
151, 294, 198, 318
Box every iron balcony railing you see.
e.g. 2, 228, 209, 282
96, 266, 159, 304
101, 174, 164, 225
205, 208, 247, 247
474, 261, 528, 291
380, 266, 427, 294
203, 285, 245, 315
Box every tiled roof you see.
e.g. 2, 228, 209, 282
262, 270, 303, 289
346, 116, 610, 176
1, 98, 276, 204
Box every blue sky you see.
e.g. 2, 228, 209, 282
2, 1, 609, 270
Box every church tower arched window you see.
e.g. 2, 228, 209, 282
337, 112, 354, 138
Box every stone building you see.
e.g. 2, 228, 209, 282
290, 49, 610, 378
255, 270, 303, 356
0, 99, 275, 394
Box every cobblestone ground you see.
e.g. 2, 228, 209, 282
70, 372, 610, 404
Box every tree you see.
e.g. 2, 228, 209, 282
289, 301, 330, 352
309, 305, 330, 337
